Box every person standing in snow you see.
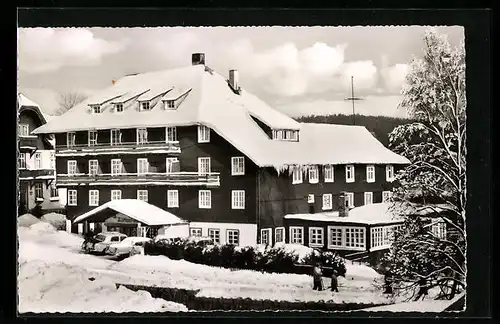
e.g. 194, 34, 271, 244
312, 262, 323, 291
330, 270, 339, 292
414, 277, 429, 301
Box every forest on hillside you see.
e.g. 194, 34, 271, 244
295, 114, 416, 147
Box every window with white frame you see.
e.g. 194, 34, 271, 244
141, 101, 151, 111
137, 128, 148, 145
137, 158, 149, 175
328, 227, 343, 247
231, 190, 245, 209
18, 153, 26, 169
197, 125, 210, 143
34, 182, 43, 199
307, 194, 315, 204
67, 132, 76, 148
166, 127, 177, 142
50, 152, 55, 170
308, 166, 319, 184
366, 165, 375, 183
110, 129, 121, 146
166, 157, 179, 173
198, 157, 211, 175
165, 100, 175, 109
18, 124, 29, 136
88, 131, 98, 146
198, 190, 211, 209
289, 227, 304, 244
208, 228, 220, 244
91, 105, 101, 114
260, 228, 272, 245
111, 159, 122, 175
227, 229, 240, 245
386, 165, 395, 182
431, 220, 447, 239
345, 192, 354, 208
190, 228, 202, 237
324, 165, 334, 182
89, 190, 99, 206
292, 167, 303, 184
364, 192, 373, 205
345, 227, 365, 249
34, 153, 42, 169
322, 193, 332, 210
137, 190, 148, 202
309, 227, 324, 247
371, 227, 385, 248
89, 160, 99, 176
167, 190, 179, 208
345, 165, 355, 183
67, 160, 77, 176
382, 191, 393, 202
275, 227, 285, 243
111, 190, 122, 201
115, 103, 123, 112
68, 190, 77, 206
231, 157, 245, 175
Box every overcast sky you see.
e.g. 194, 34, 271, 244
18, 26, 464, 118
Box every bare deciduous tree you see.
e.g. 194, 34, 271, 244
56, 92, 88, 115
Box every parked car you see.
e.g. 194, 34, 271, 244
81, 231, 128, 255
105, 236, 152, 259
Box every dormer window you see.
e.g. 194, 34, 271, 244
141, 101, 151, 111
115, 103, 123, 112
90, 105, 101, 114
272, 129, 299, 141
165, 100, 175, 110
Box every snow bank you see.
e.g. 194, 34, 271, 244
360, 293, 464, 312
41, 213, 66, 230
18, 214, 40, 227
18, 259, 187, 313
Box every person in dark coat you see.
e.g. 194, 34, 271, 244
312, 262, 323, 291
414, 278, 429, 301
330, 270, 339, 292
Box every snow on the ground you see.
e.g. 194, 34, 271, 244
18, 223, 188, 313
18, 214, 40, 227
18, 222, 391, 310
360, 292, 465, 312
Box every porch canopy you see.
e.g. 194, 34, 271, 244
73, 199, 187, 226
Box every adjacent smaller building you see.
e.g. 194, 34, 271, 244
17, 94, 62, 216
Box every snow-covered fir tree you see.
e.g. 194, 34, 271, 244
382, 29, 466, 301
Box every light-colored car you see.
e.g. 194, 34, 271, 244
105, 236, 152, 259
82, 232, 128, 254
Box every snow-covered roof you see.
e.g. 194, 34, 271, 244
18, 93, 56, 124
32, 64, 410, 167
284, 203, 405, 225
73, 199, 187, 226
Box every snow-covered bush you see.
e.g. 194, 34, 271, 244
144, 238, 346, 276
28, 221, 57, 235
18, 214, 40, 227
41, 213, 66, 230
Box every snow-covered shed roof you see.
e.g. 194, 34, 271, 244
73, 199, 188, 226
284, 203, 405, 225
32, 64, 410, 167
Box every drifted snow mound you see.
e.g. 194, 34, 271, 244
27, 221, 57, 235
41, 213, 66, 230
18, 259, 188, 313
18, 214, 40, 227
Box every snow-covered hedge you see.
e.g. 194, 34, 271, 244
41, 213, 66, 230
144, 238, 346, 277
18, 214, 40, 227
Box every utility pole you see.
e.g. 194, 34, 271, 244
344, 76, 362, 125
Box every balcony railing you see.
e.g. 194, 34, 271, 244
19, 136, 38, 150
56, 171, 220, 186
56, 141, 181, 155
19, 168, 55, 180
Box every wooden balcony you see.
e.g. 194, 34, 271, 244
55, 141, 181, 156
56, 171, 220, 187
19, 168, 55, 180
19, 136, 38, 151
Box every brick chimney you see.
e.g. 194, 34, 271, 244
229, 69, 240, 90
192, 53, 205, 66
338, 192, 349, 217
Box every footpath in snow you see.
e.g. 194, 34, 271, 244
18, 216, 392, 312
